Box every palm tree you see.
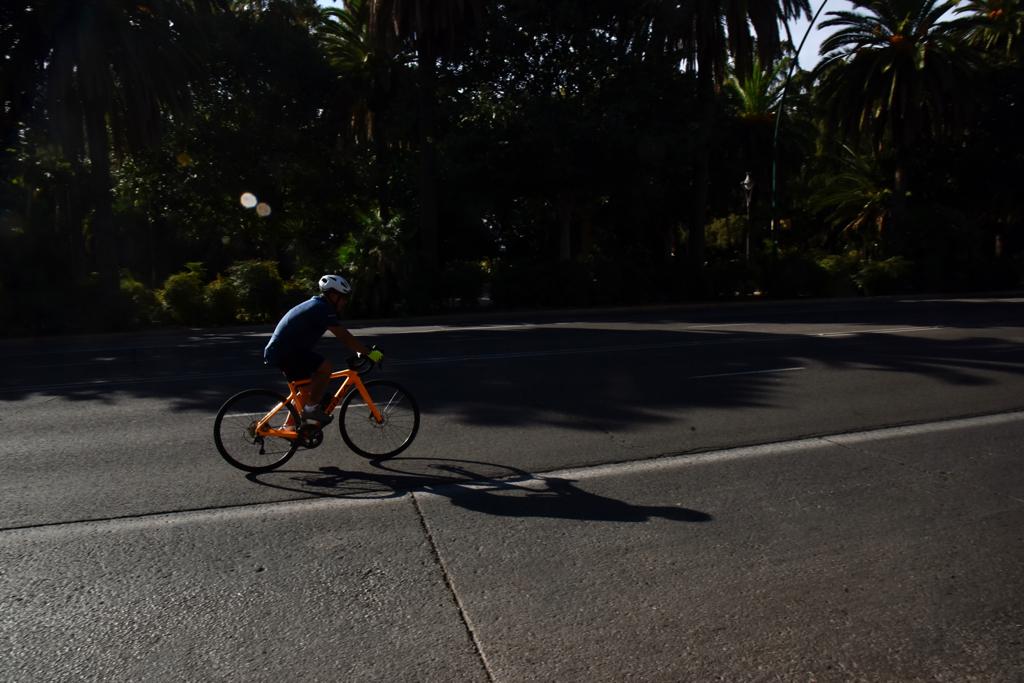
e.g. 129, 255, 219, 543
366, 0, 486, 274
950, 0, 1023, 259
726, 55, 799, 253
727, 54, 795, 165
727, 56, 790, 126
5, 1, 220, 298
320, 0, 377, 142
815, 0, 976, 196
318, 1, 411, 223
953, 0, 1024, 61
809, 145, 894, 257
367, 0, 485, 59
631, 0, 811, 292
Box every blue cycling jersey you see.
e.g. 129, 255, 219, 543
264, 296, 340, 364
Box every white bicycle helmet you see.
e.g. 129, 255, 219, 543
318, 274, 352, 295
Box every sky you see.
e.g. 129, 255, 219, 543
314, 0, 855, 71
789, 0, 856, 70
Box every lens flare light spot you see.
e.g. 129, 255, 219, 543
240, 192, 258, 209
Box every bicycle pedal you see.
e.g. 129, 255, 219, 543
298, 424, 325, 449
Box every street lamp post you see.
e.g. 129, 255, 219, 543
742, 172, 754, 263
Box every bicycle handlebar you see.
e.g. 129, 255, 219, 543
346, 348, 380, 374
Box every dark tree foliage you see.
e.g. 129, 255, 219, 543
1, 0, 1021, 333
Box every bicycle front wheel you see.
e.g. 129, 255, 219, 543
214, 389, 300, 472
339, 380, 420, 459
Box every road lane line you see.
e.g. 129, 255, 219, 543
5, 410, 1024, 535
816, 326, 942, 338
0, 495, 406, 536
689, 366, 806, 380
531, 410, 1024, 486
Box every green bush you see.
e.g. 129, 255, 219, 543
118, 274, 160, 328
160, 271, 205, 325
227, 260, 284, 322
817, 252, 861, 297
706, 214, 748, 253
282, 278, 313, 311
337, 213, 406, 316
854, 256, 913, 296
204, 276, 239, 326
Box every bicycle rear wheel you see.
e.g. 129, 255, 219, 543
214, 389, 300, 472
339, 380, 420, 459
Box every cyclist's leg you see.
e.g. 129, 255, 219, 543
304, 358, 332, 410
278, 351, 330, 426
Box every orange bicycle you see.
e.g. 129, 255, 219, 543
214, 356, 419, 472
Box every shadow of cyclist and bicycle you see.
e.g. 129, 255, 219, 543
247, 456, 712, 524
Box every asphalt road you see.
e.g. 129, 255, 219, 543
2, 295, 1023, 680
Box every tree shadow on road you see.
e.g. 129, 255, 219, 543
3, 297, 1023, 439
248, 456, 712, 524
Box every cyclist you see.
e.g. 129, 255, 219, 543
264, 274, 383, 426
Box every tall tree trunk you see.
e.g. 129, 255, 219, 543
889, 126, 909, 256
61, 177, 88, 284
557, 194, 573, 262
374, 129, 391, 226
689, 67, 715, 297
416, 43, 439, 275
84, 105, 118, 301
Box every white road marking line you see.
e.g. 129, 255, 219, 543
816, 326, 942, 338
684, 322, 752, 329
517, 410, 1024, 486
7, 410, 1024, 535
689, 366, 806, 380
0, 496, 400, 537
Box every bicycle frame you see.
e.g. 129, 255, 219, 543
256, 368, 383, 440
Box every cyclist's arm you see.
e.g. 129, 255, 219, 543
328, 325, 371, 356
